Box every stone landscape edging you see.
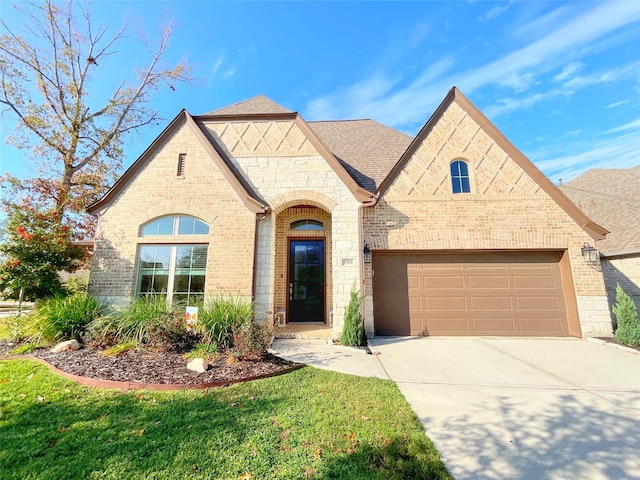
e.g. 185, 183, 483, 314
0, 354, 303, 391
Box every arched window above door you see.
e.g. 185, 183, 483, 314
290, 219, 325, 231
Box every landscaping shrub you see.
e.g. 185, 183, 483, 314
232, 321, 274, 360
34, 292, 109, 342
85, 296, 194, 351
613, 284, 640, 346
340, 286, 365, 347
198, 294, 254, 351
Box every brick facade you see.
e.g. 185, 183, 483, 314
602, 255, 640, 319
89, 92, 612, 338
89, 120, 256, 305
362, 100, 611, 337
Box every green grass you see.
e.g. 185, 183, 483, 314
0, 360, 452, 480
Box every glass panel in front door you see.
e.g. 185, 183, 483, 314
289, 240, 325, 322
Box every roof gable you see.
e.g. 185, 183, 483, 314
377, 87, 608, 240
87, 111, 269, 214
206, 95, 293, 115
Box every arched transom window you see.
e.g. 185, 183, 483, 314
141, 215, 209, 236
450, 160, 471, 194
290, 219, 324, 231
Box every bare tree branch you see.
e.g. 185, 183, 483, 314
0, 0, 193, 236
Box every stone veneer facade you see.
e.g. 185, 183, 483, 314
204, 120, 361, 329
362, 100, 611, 337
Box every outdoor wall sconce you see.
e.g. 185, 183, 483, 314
581, 242, 599, 264
363, 243, 371, 264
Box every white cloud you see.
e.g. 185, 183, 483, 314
409, 22, 430, 47
305, 2, 640, 128
533, 129, 640, 182
553, 62, 583, 82
562, 61, 639, 89
480, 2, 513, 22
484, 90, 559, 118
206, 54, 238, 86
605, 118, 640, 134
606, 99, 630, 109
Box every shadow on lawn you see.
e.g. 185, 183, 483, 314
1, 361, 451, 480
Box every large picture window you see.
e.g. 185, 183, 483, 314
137, 244, 207, 305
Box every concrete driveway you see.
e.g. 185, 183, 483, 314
368, 337, 640, 480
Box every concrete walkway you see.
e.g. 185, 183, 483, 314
273, 337, 640, 480
270, 339, 387, 378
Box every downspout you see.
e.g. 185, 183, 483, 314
251, 207, 270, 316
358, 194, 379, 335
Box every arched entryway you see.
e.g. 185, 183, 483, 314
274, 205, 332, 324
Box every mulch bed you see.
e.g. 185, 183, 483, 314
0, 340, 300, 388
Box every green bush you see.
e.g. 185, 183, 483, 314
198, 294, 254, 351
340, 286, 365, 347
85, 296, 194, 351
613, 284, 640, 346
232, 321, 274, 360
34, 293, 109, 342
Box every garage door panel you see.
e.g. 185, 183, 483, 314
470, 296, 513, 310
425, 297, 468, 310
516, 297, 560, 310
472, 317, 516, 332
519, 317, 564, 333
373, 252, 569, 336
425, 317, 470, 334
468, 276, 510, 289
512, 275, 558, 289
423, 276, 465, 289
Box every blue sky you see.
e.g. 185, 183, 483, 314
1, 0, 639, 186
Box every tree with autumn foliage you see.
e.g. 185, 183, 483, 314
0, 0, 192, 237
0, 200, 86, 301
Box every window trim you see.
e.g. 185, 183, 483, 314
450, 160, 471, 194
136, 243, 208, 306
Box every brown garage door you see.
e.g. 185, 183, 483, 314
372, 252, 570, 336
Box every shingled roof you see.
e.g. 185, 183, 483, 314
308, 119, 413, 191
207, 95, 294, 115
560, 165, 640, 256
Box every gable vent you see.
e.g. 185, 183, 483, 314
177, 153, 186, 177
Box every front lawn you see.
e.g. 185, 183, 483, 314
0, 360, 452, 479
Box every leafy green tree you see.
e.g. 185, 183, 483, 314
613, 284, 640, 346
0, 200, 86, 300
0, 0, 191, 237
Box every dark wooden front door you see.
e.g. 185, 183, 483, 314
288, 239, 325, 322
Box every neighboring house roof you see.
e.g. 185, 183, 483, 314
560, 165, 640, 256
206, 95, 294, 115
308, 119, 413, 191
